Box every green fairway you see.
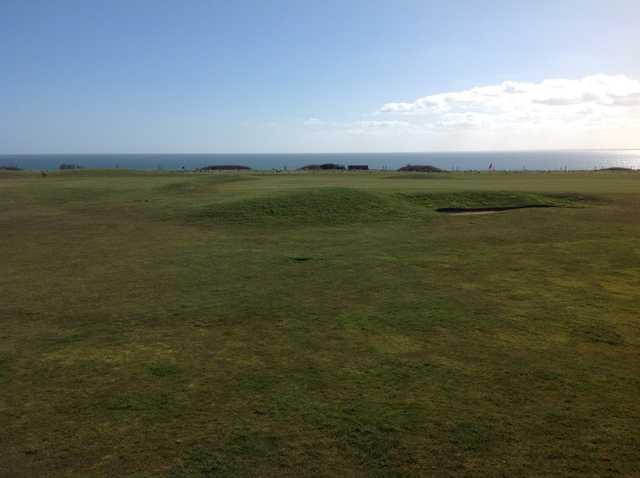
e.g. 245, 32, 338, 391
1, 170, 639, 477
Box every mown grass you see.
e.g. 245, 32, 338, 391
1, 170, 639, 477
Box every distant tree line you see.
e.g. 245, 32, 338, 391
398, 164, 444, 172
196, 165, 251, 171
297, 163, 444, 172
598, 167, 634, 172
59, 163, 83, 170
299, 163, 345, 171
0, 165, 21, 171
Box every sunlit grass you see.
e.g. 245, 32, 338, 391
1, 170, 639, 477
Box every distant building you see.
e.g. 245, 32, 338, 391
348, 165, 369, 171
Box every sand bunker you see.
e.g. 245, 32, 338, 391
437, 205, 556, 215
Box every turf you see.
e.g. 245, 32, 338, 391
196, 187, 414, 225
1, 170, 639, 477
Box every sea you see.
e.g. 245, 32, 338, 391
1, 150, 640, 172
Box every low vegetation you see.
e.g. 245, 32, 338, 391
398, 164, 444, 172
1, 170, 639, 477
598, 166, 635, 172
59, 163, 83, 170
196, 164, 252, 171
299, 163, 346, 170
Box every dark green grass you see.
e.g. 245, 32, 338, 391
196, 187, 421, 225
1, 171, 639, 477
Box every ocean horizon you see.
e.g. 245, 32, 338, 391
2, 149, 640, 172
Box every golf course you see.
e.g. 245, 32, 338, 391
1, 169, 639, 477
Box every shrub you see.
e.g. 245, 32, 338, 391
59, 163, 83, 170
398, 164, 444, 172
196, 165, 251, 171
299, 163, 345, 171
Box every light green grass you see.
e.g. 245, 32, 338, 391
1, 170, 639, 477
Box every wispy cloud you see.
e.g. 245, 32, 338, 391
303, 118, 414, 135
303, 117, 325, 127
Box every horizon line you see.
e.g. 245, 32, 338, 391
2, 147, 640, 156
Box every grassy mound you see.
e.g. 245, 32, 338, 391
197, 190, 591, 226
198, 187, 416, 225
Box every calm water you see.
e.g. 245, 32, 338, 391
1, 150, 640, 172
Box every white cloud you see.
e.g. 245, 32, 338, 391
379, 74, 640, 130
295, 75, 639, 151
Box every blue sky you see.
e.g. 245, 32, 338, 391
2, 0, 639, 153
